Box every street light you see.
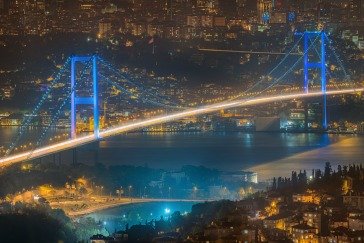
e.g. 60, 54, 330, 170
128, 185, 132, 198
193, 186, 198, 199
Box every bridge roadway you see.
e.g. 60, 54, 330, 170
0, 88, 363, 167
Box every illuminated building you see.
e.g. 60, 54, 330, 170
0, 85, 15, 99
98, 21, 112, 38
197, 0, 219, 13
292, 191, 321, 205
263, 212, 293, 230
0, 113, 22, 126
186, 15, 199, 27
306, 103, 322, 130
303, 211, 322, 233
257, 0, 273, 23
291, 224, 318, 243
163, 22, 181, 39
342, 176, 353, 194
201, 15, 213, 27
130, 22, 146, 36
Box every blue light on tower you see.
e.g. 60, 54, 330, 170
262, 11, 270, 23
294, 31, 327, 130
70, 55, 100, 139
288, 12, 296, 22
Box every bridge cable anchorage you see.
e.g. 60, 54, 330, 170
5, 57, 72, 157
23, 58, 95, 162
229, 34, 304, 101
97, 57, 183, 108
99, 73, 185, 110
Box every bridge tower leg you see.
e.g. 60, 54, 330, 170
70, 55, 100, 139
321, 33, 327, 130
300, 31, 327, 130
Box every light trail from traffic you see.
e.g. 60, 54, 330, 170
199, 48, 302, 55
0, 88, 362, 168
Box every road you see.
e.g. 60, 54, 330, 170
49, 197, 209, 217
0, 88, 362, 167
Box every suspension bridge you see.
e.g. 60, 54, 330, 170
0, 31, 362, 168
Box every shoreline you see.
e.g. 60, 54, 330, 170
49, 197, 207, 218
0, 125, 361, 135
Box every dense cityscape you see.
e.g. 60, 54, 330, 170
0, 0, 363, 242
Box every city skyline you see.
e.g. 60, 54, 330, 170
0, 0, 363, 242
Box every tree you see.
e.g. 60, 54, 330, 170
272, 177, 277, 190
315, 169, 322, 180
291, 172, 298, 186
324, 162, 332, 178
337, 165, 342, 176
0, 209, 77, 242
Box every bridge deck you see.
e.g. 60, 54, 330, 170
0, 88, 362, 167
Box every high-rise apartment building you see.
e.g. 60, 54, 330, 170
257, 0, 273, 23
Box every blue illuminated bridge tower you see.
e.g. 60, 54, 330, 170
70, 55, 100, 139
296, 31, 327, 130
68, 31, 329, 140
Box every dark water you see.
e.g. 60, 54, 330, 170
1, 127, 364, 179
83, 201, 196, 232
97, 132, 343, 169
3, 127, 364, 226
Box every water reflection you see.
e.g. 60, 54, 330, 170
0, 127, 363, 181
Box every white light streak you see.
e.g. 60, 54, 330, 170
0, 88, 362, 167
